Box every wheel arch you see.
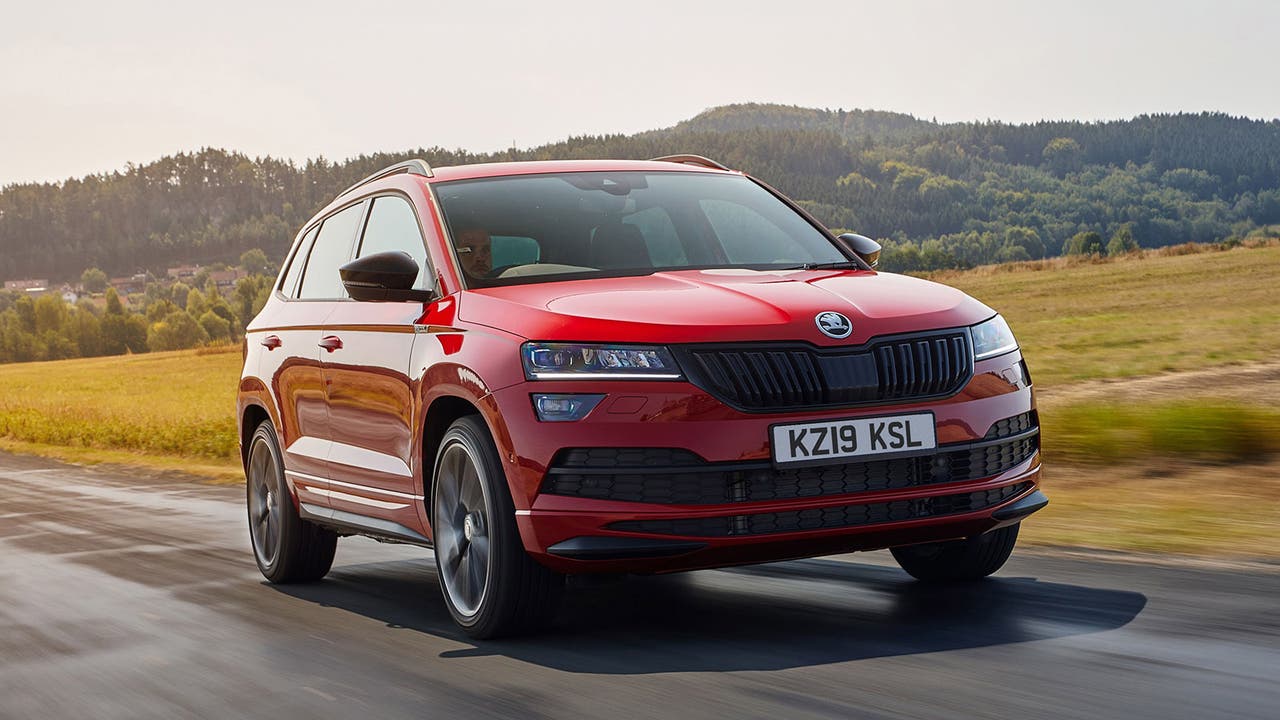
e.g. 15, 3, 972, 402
240, 402, 272, 470
421, 394, 484, 506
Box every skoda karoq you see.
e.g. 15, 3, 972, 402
237, 155, 1046, 638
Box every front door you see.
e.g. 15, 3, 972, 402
319, 194, 435, 533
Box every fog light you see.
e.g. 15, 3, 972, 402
531, 393, 605, 422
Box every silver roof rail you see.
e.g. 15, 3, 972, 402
339, 159, 434, 197
649, 154, 732, 171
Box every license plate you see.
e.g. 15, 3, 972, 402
771, 412, 936, 466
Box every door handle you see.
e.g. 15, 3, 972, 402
318, 336, 343, 352
260, 335, 282, 351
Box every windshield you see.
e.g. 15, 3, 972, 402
433, 171, 849, 287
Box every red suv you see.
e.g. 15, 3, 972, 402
238, 155, 1045, 638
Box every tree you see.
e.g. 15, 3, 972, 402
170, 282, 191, 310
33, 294, 69, 335
147, 311, 209, 351
186, 288, 209, 319
198, 310, 232, 342
1107, 224, 1139, 255
81, 267, 108, 294
105, 287, 125, 316
1042, 137, 1083, 176
1064, 231, 1105, 256
240, 248, 272, 275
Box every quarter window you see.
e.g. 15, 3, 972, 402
298, 202, 365, 300
278, 225, 319, 298
357, 196, 432, 289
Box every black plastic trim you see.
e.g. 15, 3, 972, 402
546, 427, 1040, 478
991, 489, 1049, 521
547, 536, 708, 560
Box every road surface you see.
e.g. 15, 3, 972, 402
1, 452, 1277, 719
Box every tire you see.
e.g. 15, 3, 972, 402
890, 523, 1020, 582
431, 415, 564, 639
245, 421, 337, 583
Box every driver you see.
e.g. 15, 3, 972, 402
455, 226, 493, 278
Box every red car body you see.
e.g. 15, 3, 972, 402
238, 158, 1042, 580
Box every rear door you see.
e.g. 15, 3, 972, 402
320, 194, 433, 530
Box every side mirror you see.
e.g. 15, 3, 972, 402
835, 233, 881, 269
340, 251, 437, 303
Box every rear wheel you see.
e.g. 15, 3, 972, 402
890, 523, 1020, 582
432, 415, 563, 638
246, 421, 337, 583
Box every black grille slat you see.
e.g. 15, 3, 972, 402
542, 415, 1039, 505
609, 483, 1034, 537
682, 330, 973, 412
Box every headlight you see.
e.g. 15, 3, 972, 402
971, 315, 1018, 360
521, 342, 683, 380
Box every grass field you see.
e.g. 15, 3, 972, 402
2, 242, 1279, 557
932, 242, 1280, 386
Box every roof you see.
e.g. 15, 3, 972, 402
427, 159, 738, 183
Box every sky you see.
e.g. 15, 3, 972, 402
1, 0, 1275, 187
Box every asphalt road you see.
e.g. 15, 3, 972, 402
2, 453, 1277, 720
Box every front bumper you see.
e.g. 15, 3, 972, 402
489, 351, 1042, 574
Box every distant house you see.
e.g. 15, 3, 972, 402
167, 265, 202, 280
209, 268, 248, 289
60, 285, 78, 304
109, 273, 148, 295
4, 278, 49, 293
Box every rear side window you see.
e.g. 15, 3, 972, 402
298, 202, 365, 299
357, 196, 431, 289
278, 225, 319, 297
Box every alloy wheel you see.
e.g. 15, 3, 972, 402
434, 441, 492, 618
248, 437, 282, 568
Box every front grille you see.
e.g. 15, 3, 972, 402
541, 413, 1039, 506
675, 329, 973, 412
608, 482, 1033, 538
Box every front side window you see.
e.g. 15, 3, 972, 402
358, 196, 431, 289
433, 171, 846, 287
298, 202, 365, 300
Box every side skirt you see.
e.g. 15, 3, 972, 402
299, 502, 433, 548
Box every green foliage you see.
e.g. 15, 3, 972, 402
4, 107, 1279, 281
80, 267, 108, 293
147, 311, 209, 351
1044, 401, 1280, 465
198, 310, 232, 342
105, 287, 124, 315
1108, 224, 1139, 255
1042, 137, 1083, 176
1065, 231, 1106, 256
239, 248, 272, 275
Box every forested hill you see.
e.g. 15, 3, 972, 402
3, 103, 1279, 281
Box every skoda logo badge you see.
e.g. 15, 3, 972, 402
815, 311, 853, 339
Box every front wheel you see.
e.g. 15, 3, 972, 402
890, 523, 1020, 582
432, 415, 563, 639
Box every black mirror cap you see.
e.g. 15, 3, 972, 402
836, 233, 882, 269
340, 251, 436, 303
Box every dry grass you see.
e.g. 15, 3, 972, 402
933, 243, 1280, 386
1021, 460, 1280, 558
0, 345, 243, 462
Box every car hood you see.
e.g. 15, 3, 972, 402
459, 269, 995, 346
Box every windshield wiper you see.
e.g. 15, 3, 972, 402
781, 260, 863, 270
